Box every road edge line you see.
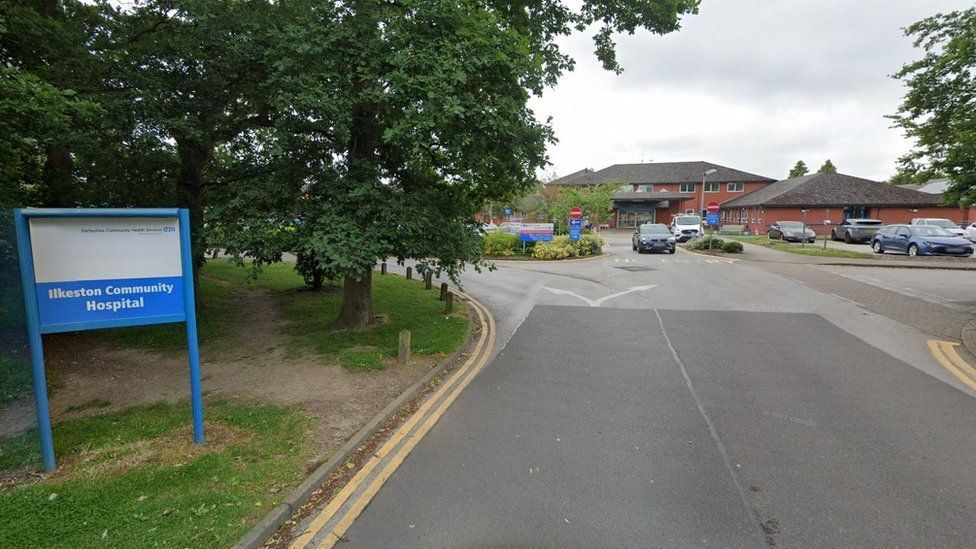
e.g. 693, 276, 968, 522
927, 340, 976, 391
319, 293, 496, 548
232, 291, 487, 549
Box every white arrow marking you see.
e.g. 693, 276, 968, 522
543, 285, 658, 307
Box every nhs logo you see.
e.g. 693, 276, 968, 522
163, 226, 176, 232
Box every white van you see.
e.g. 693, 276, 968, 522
671, 214, 703, 242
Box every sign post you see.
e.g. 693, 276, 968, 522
705, 202, 720, 250
569, 207, 583, 242
13, 208, 204, 471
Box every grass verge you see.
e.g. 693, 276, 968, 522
0, 399, 315, 547
727, 236, 873, 259
0, 355, 31, 408
58, 259, 468, 371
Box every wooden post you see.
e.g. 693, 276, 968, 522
381, 262, 387, 275
398, 330, 411, 365
439, 282, 448, 301
424, 272, 432, 290
444, 292, 454, 314
405, 266, 412, 280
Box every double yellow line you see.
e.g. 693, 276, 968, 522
290, 291, 496, 549
928, 340, 976, 391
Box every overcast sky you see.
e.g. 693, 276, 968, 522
531, 0, 972, 182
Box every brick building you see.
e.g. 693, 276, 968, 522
720, 172, 976, 234
547, 162, 775, 228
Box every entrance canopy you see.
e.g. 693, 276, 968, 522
612, 191, 694, 228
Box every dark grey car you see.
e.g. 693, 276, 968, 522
768, 221, 816, 243
633, 224, 676, 254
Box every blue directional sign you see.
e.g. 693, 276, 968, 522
14, 208, 204, 471
706, 212, 719, 227
569, 218, 582, 242
504, 208, 511, 215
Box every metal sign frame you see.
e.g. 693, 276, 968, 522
13, 208, 204, 471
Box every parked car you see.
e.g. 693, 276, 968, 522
633, 223, 676, 254
497, 222, 522, 234
481, 222, 498, 233
831, 218, 883, 243
967, 222, 976, 241
671, 214, 702, 242
911, 218, 969, 240
767, 221, 816, 243
871, 224, 974, 257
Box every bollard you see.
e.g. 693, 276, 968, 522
381, 262, 387, 275
406, 266, 412, 280
439, 282, 448, 301
424, 273, 432, 290
398, 330, 411, 365
444, 292, 454, 314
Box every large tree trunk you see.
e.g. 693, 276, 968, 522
175, 138, 213, 301
336, 269, 373, 330
41, 144, 74, 207
335, 0, 381, 330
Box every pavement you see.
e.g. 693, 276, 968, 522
731, 238, 976, 270
284, 235, 976, 548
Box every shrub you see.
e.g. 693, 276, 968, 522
721, 240, 744, 253
532, 238, 573, 260
572, 234, 605, 256
690, 236, 724, 251
482, 231, 520, 256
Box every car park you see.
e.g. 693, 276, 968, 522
670, 214, 702, 242
767, 221, 816, 243
910, 218, 969, 240
831, 218, 883, 243
871, 224, 974, 257
633, 223, 676, 254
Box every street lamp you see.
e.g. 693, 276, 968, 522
699, 168, 718, 227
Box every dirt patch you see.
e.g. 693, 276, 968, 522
2, 286, 450, 466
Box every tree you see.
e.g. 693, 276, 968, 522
788, 160, 809, 178
890, 7, 976, 206
817, 159, 837, 174
889, 164, 942, 186
248, 0, 700, 330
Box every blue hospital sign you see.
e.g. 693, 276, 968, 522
29, 217, 185, 330
15, 208, 204, 472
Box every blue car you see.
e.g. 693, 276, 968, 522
871, 225, 974, 257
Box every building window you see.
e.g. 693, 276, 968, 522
727, 182, 744, 192
704, 182, 719, 193
617, 185, 631, 193
679, 183, 695, 193
638, 184, 653, 192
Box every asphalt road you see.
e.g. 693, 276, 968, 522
325, 236, 976, 547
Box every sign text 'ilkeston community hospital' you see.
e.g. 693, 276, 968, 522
45, 281, 178, 312
28, 216, 186, 327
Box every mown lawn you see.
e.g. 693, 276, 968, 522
67, 259, 467, 370
0, 355, 31, 408
727, 235, 873, 259
0, 400, 315, 547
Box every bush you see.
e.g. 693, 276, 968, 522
482, 231, 520, 256
532, 237, 573, 260
573, 234, 605, 256
689, 236, 724, 251
721, 240, 743, 253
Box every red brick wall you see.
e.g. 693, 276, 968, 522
633, 181, 771, 215
721, 205, 976, 235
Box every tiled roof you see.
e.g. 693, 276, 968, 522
548, 161, 775, 186
721, 172, 945, 208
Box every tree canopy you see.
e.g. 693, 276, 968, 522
817, 159, 837, 174
890, 7, 976, 206
788, 160, 809, 178
2, 0, 700, 330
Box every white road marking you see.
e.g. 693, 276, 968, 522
613, 258, 636, 263
543, 285, 658, 307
